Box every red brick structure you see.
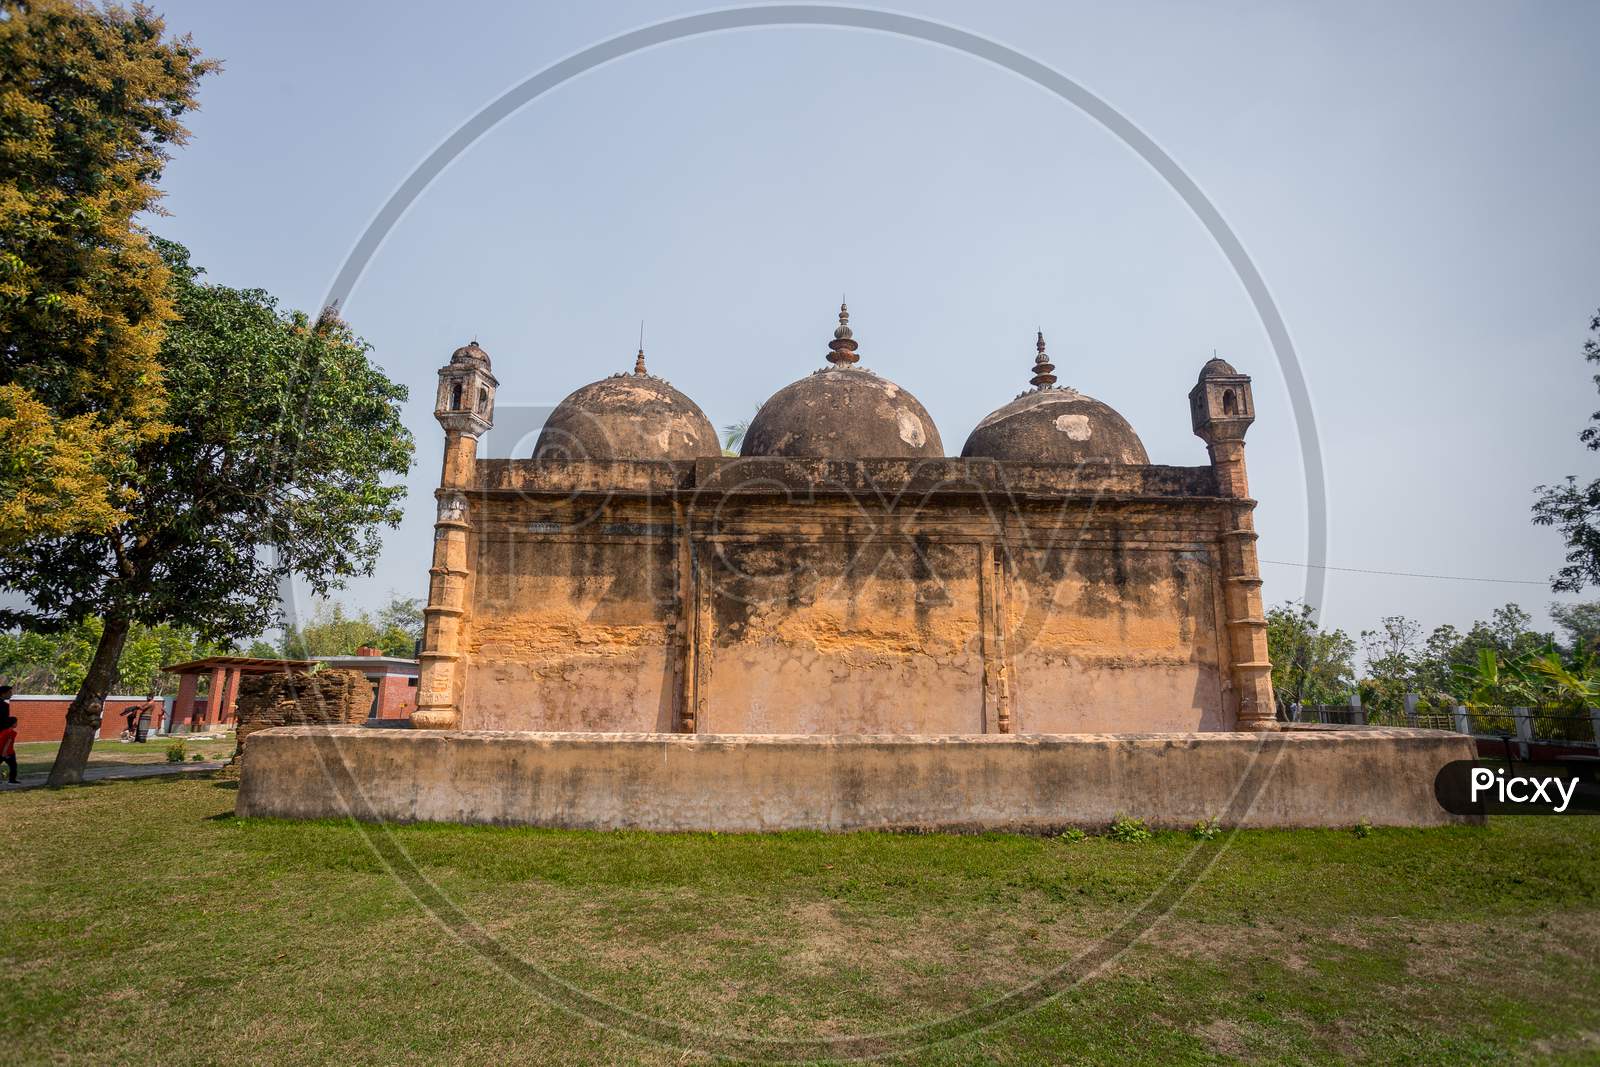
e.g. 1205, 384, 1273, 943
9, 696, 164, 744
4, 654, 419, 746
161, 654, 420, 731
162, 656, 316, 733
311, 655, 420, 720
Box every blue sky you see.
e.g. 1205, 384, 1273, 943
146, 0, 1600, 642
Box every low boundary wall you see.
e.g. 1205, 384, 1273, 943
236, 725, 1478, 831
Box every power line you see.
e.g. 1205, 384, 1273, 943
1259, 559, 1548, 587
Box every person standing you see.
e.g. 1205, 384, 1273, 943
0, 714, 18, 785
121, 703, 140, 742
135, 694, 156, 743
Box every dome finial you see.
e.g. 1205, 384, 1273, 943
827, 300, 859, 365
1029, 330, 1057, 389
633, 320, 647, 375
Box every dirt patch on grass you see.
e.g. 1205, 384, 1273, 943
1196, 1017, 1249, 1057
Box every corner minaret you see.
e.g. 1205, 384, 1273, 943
415, 341, 497, 730
1190, 356, 1276, 731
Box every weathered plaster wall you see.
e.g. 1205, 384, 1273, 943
454, 459, 1241, 735
461, 527, 677, 732
1008, 543, 1229, 733
702, 539, 984, 734
237, 726, 1480, 830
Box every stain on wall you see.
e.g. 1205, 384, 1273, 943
461, 532, 676, 731
704, 539, 983, 734
452, 460, 1237, 735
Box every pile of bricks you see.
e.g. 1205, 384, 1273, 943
233, 668, 374, 749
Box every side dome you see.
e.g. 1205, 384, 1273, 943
740, 304, 943, 459
960, 333, 1149, 465
450, 340, 491, 368
532, 349, 720, 462
1197, 355, 1238, 382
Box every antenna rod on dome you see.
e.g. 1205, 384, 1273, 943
827, 300, 859, 366
1030, 330, 1057, 389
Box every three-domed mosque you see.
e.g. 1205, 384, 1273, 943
408, 304, 1276, 739
238, 310, 1487, 834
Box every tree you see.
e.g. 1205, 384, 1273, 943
115, 620, 222, 695
722, 419, 750, 455
1265, 601, 1356, 709
0, 622, 96, 692
0, 619, 218, 695
0, 0, 216, 546
374, 594, 423, 656
1377, 603, 1555, 709
1411, 623, 1463, 702
0, 240, 413, 784
274, 594, 422, 659
1550, 602, 1600, 654
1359, 615, 1423, 714
280, 600, 378, 659
1533, 309, 1600, 591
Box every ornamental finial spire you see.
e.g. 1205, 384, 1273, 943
1030, 330, 1057, 389
634, 320, 647, 375
826, 300, 859, 365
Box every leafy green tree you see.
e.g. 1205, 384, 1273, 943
1448, 606, 1549, 685
0, 618, 217, 695
0, 0, 216, 546
1410, 623, 1463, 702
1358, 615, 1423, 714
243, 638, 279, 659
0, 241, 412, 784
1265, 601, 1357, 709
375, 594, 423, 656
115, 620, 222, 695
0, 621, 96, 692
1550, 602, 1600, 654
275, 594, 421, 659
722, 419, 749, 455
280, 600, 381, 659
1533, 309, 1600, 591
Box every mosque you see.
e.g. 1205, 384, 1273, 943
236, 308, 1476, 831
410, 304, 1277, 737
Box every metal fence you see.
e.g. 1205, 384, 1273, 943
1281, 697, 1600, 757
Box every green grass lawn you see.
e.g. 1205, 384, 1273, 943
11, 735, 235, 777
2, 776, 1598, 1065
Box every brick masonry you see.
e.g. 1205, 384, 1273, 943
233, 669, 375, 749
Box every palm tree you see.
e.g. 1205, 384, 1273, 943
722, 418, 750, 456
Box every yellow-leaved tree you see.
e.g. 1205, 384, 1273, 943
0, 0, 217, 547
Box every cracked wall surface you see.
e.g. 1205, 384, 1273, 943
451, 460, 1240, 734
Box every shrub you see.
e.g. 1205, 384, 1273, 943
1190, 818, 1221, 841
1057, 827, 1087, 844
1107, 815, 1152, 843
165, 741, 186, 763
190, 753, 204, 762
1353, 819, 1373, 839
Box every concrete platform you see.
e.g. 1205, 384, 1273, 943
235, 725, 1478, 831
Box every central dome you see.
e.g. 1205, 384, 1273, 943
740, 305, 944, 459
533, 349, 719, 462
961, 333, 1149, 465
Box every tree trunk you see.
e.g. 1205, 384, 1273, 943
47, 614, 131, 787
